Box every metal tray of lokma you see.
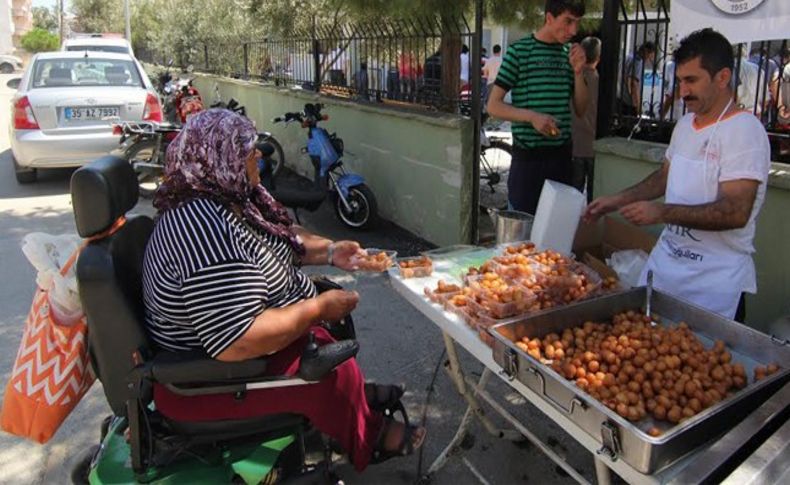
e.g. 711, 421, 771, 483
490, 288, 790, 474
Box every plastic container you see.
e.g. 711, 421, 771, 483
489, 255, 550, 281
544, 262, 603, 303
444, 295, 477, 327
397, 256, 433, 278
354, 249, 397, 272
497, 240, 538, 256
466, 275, 538, 319
424, 282, 463, 304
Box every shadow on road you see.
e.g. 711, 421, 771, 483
0, 149, 76, 200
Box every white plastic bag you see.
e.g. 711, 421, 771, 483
21, 233, 83, 326
607, 249, 649, 288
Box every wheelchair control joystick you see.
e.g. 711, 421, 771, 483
305, 331, 319, 358
298, 331, 360, 382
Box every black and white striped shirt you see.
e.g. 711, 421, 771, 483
142, 198, 316, 357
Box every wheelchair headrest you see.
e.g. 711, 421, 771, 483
71, 156, 139, 238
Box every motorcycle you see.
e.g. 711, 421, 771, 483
268, 103, 378, 230
114, 98, 285, 198
173, 75, 204, 124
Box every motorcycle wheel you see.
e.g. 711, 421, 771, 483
258, 134, 285, 178
126, 140, 162, 198
334, 184, 378, 230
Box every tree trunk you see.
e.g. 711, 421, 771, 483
440, 32, 461, 113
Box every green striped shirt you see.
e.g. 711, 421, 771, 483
495, 35, 574, 148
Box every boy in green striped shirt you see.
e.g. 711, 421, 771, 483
487, 0, 590, 214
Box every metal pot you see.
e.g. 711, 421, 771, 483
488, 208, 534, 244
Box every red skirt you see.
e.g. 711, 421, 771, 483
153, 326, 383, 471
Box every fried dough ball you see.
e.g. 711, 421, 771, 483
511, 310, 752, 427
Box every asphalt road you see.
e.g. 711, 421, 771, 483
0, 72, 593, 485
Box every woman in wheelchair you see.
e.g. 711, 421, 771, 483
142, 108, 425, 471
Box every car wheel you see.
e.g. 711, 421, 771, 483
13, 156, 37, 184
0, 63, 13, 74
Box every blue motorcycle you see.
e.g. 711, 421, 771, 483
269, 103, 378, 229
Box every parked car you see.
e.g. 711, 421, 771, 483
0, 54, 24, 74
7, 51, 161, 183
62, 35, 134, 57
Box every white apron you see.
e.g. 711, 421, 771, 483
639, 100, 755, 319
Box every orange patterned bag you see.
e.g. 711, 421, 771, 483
0, 246, 94, 444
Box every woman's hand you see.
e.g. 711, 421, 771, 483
317, 289, 359, 321
330, 240, 366, 271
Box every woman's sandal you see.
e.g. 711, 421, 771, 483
370, 417, 426, 465
364, 383, 407, 420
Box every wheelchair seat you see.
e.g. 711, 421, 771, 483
71, 156, 310, 472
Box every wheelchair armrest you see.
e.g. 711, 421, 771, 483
151, 336, 359, 397
150, 350, 267, 385
311, 276, 342, 294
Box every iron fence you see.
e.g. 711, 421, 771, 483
171, 16, 479, 113
609, 0, 790, 163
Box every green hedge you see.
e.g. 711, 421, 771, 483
21, 28, 60, 53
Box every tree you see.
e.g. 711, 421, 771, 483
70, 0, 124, 34
32, 6, 59, 33
21, 28, 60, 53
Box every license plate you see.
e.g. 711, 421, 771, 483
64, 106, 120, 121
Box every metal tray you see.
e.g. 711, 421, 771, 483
490, 288, 790, 474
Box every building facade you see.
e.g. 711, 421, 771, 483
0, 0, 13, 54
11, 0, 31, 49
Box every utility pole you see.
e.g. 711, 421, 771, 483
124, 0, 131, 41
58, 0, 64, 41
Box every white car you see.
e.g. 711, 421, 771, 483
62, 36, 134, 57
8, 51, 161, 183
0, 54, 24, 73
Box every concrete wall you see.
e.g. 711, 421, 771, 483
192, 74, 475, 247
594, 137, 790, 333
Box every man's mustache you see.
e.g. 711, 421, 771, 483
683, 96, 698, 102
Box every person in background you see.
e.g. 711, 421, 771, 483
776, 48, 790, 159
571, 36, 601, 203
354, 61, 369, 101
460, 44, 471, 90
734, 47, 761, 118
748, 45, 780, 123
486, 0, 590, 215
620, 42, 656, 116
584, 29, 771, 322
482, 44, 503, 107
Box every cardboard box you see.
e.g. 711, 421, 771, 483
573, 217, 658, 279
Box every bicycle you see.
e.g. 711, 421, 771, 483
479, 114, 512, 210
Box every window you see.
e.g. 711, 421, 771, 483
32, 58, 143, 88
66, 45, 130, 54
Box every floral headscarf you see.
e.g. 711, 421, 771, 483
153, 109, 304, 255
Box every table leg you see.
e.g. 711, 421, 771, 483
442, 333, 521, 440
595, 457, 613, 485
425, 404, 475, 476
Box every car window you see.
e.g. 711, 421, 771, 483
66, 45, 129, 54
32, 59, 143, 88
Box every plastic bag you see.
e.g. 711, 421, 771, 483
607, 249, 649, 288
21, 233, 83, 326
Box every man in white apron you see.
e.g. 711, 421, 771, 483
584, 29, 771, 321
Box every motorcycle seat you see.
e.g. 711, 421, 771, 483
270, 185, 326, 211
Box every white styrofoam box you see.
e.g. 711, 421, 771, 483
531, 180, 586, 255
